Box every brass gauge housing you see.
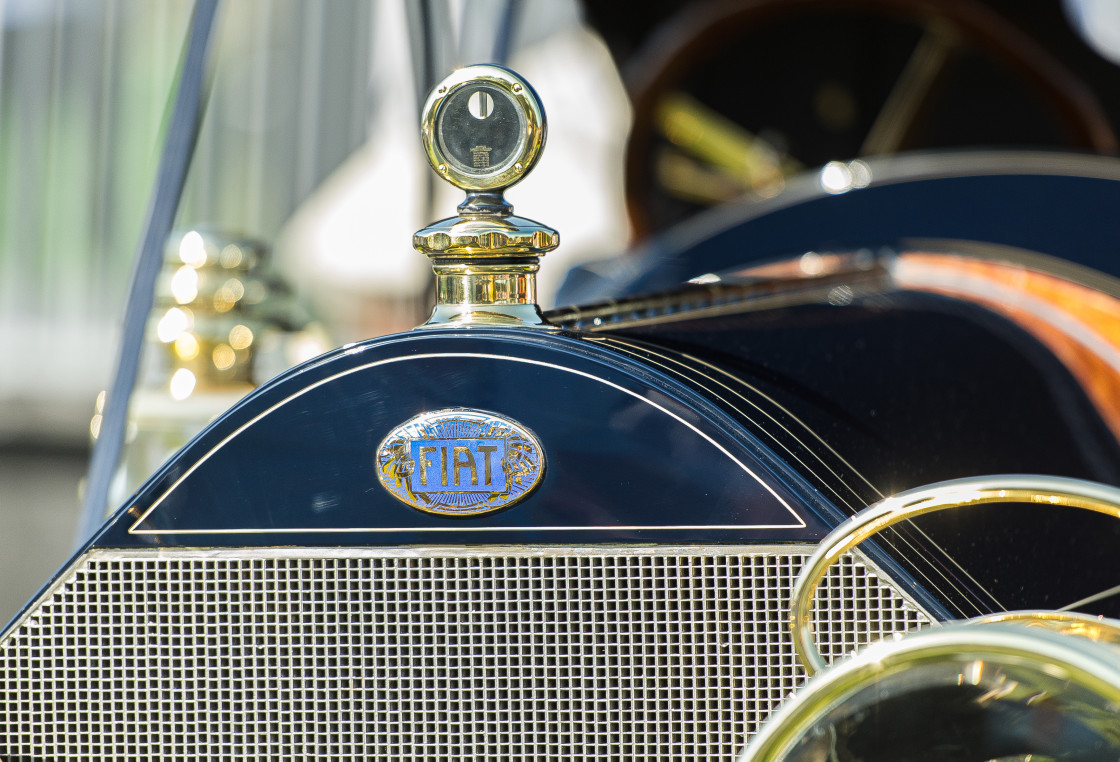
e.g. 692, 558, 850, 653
421, 65, 546, 193
414, 65, 559, 327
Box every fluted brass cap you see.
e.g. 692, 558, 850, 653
413, 215, 558, 257
414, 65, 558, 328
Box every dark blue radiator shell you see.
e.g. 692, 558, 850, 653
96, 328, 838, 548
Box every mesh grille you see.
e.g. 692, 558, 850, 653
0, 546, 930, 760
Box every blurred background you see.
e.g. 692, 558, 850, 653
0, 0, 633, 623
2, 0, 1120, 623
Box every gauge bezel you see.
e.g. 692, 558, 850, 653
421, 65, 546, 192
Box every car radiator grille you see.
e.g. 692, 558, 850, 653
0, 545, 931, 760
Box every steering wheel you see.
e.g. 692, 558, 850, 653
624, 0, 1118, 239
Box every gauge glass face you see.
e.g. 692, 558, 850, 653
436, 84, 526, 179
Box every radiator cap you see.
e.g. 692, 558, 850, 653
414, 65, 559, 328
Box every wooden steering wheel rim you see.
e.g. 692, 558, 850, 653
624, 0, 1119, 240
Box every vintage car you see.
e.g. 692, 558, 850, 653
4, 1, 1120, 759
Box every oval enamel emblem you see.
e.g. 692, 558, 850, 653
376, 409, 545, 516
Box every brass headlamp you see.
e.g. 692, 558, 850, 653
739, 475, 1120, 761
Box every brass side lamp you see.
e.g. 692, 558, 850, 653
91, 229, 328, 510
413, 65, 559, 327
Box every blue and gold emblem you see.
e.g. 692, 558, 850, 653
376, 409, 544, 516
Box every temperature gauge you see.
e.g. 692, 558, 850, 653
421, 65, 546, 192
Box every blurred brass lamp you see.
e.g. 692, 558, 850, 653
738, 475, 1120, 762
91, 229, 329, 510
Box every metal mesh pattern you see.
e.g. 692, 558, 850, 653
0, 546, 930, 760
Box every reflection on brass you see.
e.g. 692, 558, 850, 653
739, 621, 1120, 761
425, 261, 545, 327
972, 609, 1120, 645
420, 65, 544, 193
415, 65, 558, 328
412, 215, 558, 258
789, 474, 1120, 676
